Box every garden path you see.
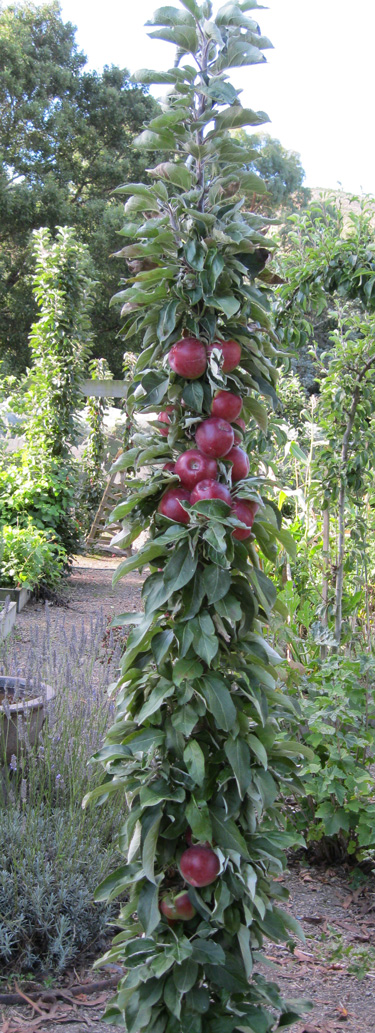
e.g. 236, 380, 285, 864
2, 556, 375, 1033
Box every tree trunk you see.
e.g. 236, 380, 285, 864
321, 506, 330, 660
334, 387, 359, 645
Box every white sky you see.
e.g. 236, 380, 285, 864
50, 1, 375, 195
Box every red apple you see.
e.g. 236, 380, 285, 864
190, 479, 232, 505
158, 487, 191, 524
211, 390, 243, 422
160, 891, 196, 922
180, 846, 220, 887
168, 338, 207, 380
163, 462, 176, 473
225, 446, 250, 482
175, 449, 218, 489
174, 891, 196, 920
231, 499, 259, 540
157, 406, 174, 436
195, 417, 234, 458
207, 339, 242, 373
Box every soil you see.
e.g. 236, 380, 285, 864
1, 555, 375, 1033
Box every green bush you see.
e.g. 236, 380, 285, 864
295, 654, 375, 859
0, 523, 65, 588
0, 457, 80, 563
0, 807, 117, 973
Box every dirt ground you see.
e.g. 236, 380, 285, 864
2, 556, 375, 1033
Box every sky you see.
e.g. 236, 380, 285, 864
50, 0, 375, 196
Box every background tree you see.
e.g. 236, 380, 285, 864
0, 0, 158, 376
238, 131, 308, 212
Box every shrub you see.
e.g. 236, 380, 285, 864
0, 459, 79, 567
295, 653, 375, 859
0, 807, 117, 974
0, 523, 65, 588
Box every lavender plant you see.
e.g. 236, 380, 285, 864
0, 610, 124, 974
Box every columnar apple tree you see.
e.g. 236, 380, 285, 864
90, 3, 307, 1031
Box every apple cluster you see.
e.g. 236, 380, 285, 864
160, 843, 221, 923
157, 336, 258, 539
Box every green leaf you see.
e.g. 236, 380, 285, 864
184, 239, 206, 271
142, 808, 162, 883
131, 69, 185, 85
173, 959, 199, 994
140, 369, 170, 406
185, 798, 213, 842
148, 25, 198, 53
179, 0, 200, 16
184, 740, 205, 786
152, 629, 175, 665
272, 526, 297, 561
111, 611, 145, 627
182, 381, 204, 411
249, 567, 277, 611
224, 737, 252, 797
214, 38, 268, 71
138, 882, 161, 934
210, 807, 251, 859
215, 592, 242, 621
133, 129, 177, 150
199, 673, 236, 730
243, 394, 268, 432
201, 564, 231, 603
163, 977, 181, 1020
173, 658, 203, 685
113, 542, 167, 584
237, 925, 253, 979
94, 863, 144, 902
147, 6, 196, 27
206, 294, 241, 318
164, 539, 197, 591
157, 299, 180, 342
289, 440, 308, 465
137, 681, 175, 723
248, 733, 268, 769
191, 497, 232, 521
151, 161, 194, 191
123, 728, 165, 754
191, 939, 225, 965
215, 105, 270, 131
191, 613, 219, 664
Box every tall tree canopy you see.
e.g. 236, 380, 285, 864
247, 133, 307, 209
0, 0, 158, 376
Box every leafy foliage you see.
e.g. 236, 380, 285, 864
0, 226, 94, 568
294, 654, 375, 858
88, 4, 309, 1031
0, 523, 65, 588
0, 1, 159, 376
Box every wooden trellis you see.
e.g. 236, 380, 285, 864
86, 456, 128, 555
